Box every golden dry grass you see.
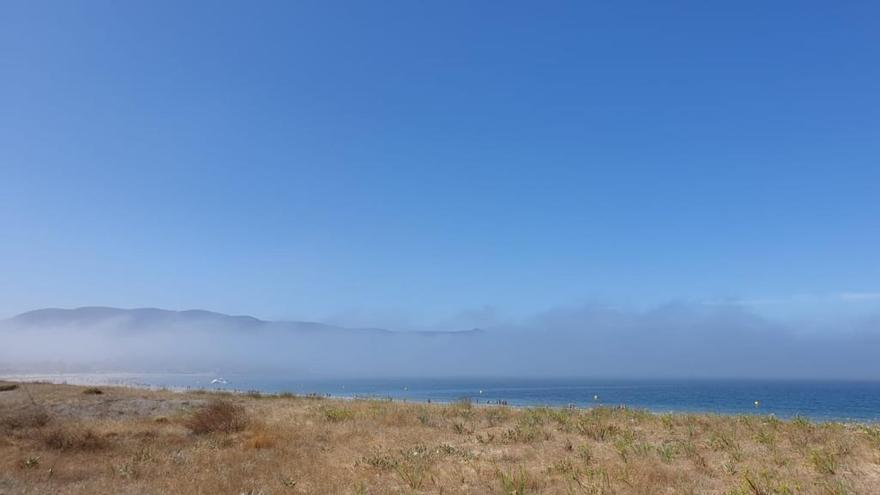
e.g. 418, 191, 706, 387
1, 380, 879, 494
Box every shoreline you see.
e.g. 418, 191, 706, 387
2, 373, 877, 424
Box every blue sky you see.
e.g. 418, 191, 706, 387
2, 1, 879, 326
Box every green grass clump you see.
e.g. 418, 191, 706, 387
503, 423, 550, 443
323, 406, 355, 423
809, 448, 838, 475
497, 466, 536, 495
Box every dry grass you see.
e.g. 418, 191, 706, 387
183, 399, 249, 434
42, 425, 108, 451
0, 381, 878, 494
0, 405, 51, 431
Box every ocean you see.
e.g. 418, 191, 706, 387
9, 373, 879, 423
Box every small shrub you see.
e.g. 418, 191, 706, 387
113, 460, 139, 479
0, 383, 19, 392
721, 460, 737, 476
575, 466, 612, 493
184, 400, 248, 434
476, 432, 496, 444
614, 437, 632, 463
503, 424, 549, 443
739, 471, 797, 495
547, 458, 573, 475
452, 421, 471, 434
791, 415, 812, 429
43, 426, 107, 451
861, 425, 880, 448
484, 407, 510, 427
393, 444, 434, 490
1, 406, 51, 430
443, 399, 474, 421
577, 444, 593, 464
756, 429, 776, 448
575, 417, 619, 441
132, 447, 156, 463
709, 431, 742, 460
395, 459, 429, 490
434, 443, 472, 460
82, 387, 104, 395
632, 441, 653, 458
520, 408, 548, 427
679, 439, 698, 459
417, 410, 432, 426
360, 452, 398, 471
820, 479, 855, 495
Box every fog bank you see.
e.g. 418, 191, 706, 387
1, 305, 878, 379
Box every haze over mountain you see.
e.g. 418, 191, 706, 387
2, 305, 878, 380
0, 307, 486, 375
10, 306, 397, 335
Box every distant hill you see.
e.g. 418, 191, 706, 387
10, 306, 264, 329
0, 307, 486, 375
4, 306, 483, 337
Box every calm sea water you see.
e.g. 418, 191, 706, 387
21, 373, 879, 423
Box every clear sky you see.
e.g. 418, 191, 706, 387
2, 1, 879, 326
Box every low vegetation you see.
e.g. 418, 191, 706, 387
0, 380, 878, 494
183, 399, 249, 434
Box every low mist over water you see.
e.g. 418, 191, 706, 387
3, 305, 878, 380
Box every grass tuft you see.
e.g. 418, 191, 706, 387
809, 448, 838, 475
497, 466, 537, 494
